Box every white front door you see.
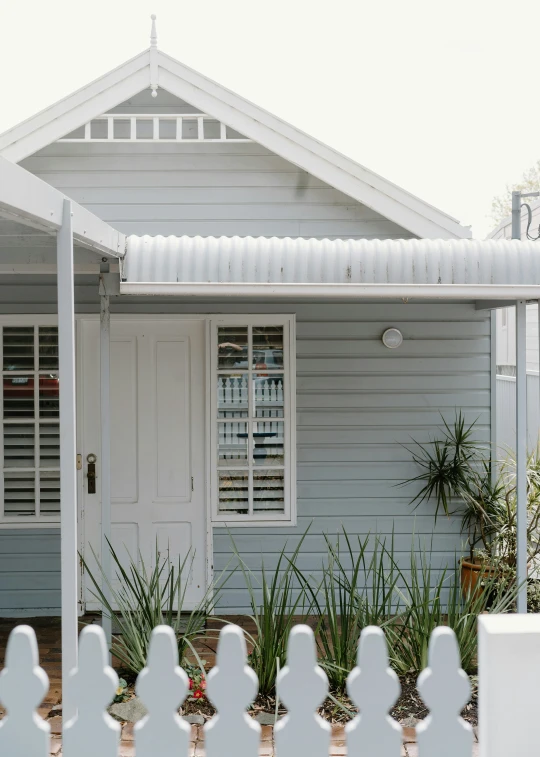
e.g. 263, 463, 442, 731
79, 318, 206, 610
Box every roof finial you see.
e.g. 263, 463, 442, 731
149, 15, 159, 97
150, 14, 158, 49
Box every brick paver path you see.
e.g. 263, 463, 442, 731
46, 721, 479, 757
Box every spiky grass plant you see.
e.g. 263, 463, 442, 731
82, 539, 223, 673
384, 543, 518, 674
293, 530, 401, 693
227, 529, 310, 696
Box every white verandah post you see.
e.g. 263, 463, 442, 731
57, 199, 78, 719
99, 278, 112, 655
516, 300, 528, 613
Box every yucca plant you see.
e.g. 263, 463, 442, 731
401, 411, 482, 518
226, 529, 310, 696
293, 530, 401, 693
82, 539, 224, 673
384, 542, 518, 674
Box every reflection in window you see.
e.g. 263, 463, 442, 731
1, 325, 60, 519
215, 322, 290, 520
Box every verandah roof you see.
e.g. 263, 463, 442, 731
121, 234, 540, 300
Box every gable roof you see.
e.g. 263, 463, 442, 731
0, 40, 471, 240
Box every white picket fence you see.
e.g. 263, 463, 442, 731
0, 616, 537, 757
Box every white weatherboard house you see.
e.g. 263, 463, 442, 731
0, 18, 539, 703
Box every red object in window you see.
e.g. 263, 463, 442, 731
3, 376, 59, 399
255, 360, 267, 376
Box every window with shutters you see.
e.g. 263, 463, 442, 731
0, 322, 60, 523
210, 315, 296, 525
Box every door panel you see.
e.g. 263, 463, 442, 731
80, 318, 206, 610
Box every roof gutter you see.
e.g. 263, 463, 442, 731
119, 281, 540, 300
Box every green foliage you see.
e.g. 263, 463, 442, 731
401, 412, 540, 566
227, 530, 310, 696
293, 531, 400, 692
384, 544, 517, 674
82, 539, 223, 674
113, 677, 129, 703
402, 411, 480, 519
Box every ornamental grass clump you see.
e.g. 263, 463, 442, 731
82, 539, 223, 674
227, 530, 310, 697
293, 530, 400, 693
383, 542, 518, 674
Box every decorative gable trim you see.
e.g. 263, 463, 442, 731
0, 47, 470, 240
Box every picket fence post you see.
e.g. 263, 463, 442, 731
274, 624, 331, 757
63, 625, 120, 757
135, 625, 190, 757
346, 625, 402, 757
416, 627, 473, 757
205, 624, 260, 757
0, 625, 50, 757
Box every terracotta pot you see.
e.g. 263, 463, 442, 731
460, 559, 498, 600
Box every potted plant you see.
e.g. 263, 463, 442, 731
401, 412, 540, 599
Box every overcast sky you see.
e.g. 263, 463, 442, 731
1, 0, 538, 238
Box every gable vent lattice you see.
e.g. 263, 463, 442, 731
59, 114, 251, 143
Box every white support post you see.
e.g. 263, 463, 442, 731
490, 310, 498, 482
57, 198, 78, 721
100, 289, 112, 656
516, 300, 528, 613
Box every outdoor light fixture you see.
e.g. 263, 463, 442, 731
382, 328, 403, 349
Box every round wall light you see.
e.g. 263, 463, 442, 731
382, 328, 403, 349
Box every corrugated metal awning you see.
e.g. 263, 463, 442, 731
121, 235, 540, 299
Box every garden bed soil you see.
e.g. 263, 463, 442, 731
156, 674, 478, 727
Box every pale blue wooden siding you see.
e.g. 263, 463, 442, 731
0, 529, 61, 615
21, 88, 414, 240
20, 148, 414, 241
0, 288, 490, 614
210, 301, 491, 610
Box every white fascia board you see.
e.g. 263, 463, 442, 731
0, 52, 150, 163
158, 53, 470, 240
0, 157, 125, 257
0, 41, 469, 240
120, 282, 540, 300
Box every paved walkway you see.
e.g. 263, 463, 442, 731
46, 721, 479, 757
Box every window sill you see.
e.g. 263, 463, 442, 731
211, 515, 297, 528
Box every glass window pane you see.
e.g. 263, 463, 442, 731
40, 471, 60, 514
3, 327, 34, 371
219, 470, 249, 513
218, 421, 248, 465
4, 423, 34, 467
3, 375, 34, 418
252, 420, 284, 466
252, 326, 283, 369
3, 471, 35, 516
218, 375, 248, 418
253, 374, 284, 418
253, 470, 284, 512
39, 327, 59, 370
218, 327, 248, 370
39, 375, 59, 418
40, 424, 60, 468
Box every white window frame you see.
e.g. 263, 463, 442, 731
0, 315, 61, 527
209, 314, 296, 527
